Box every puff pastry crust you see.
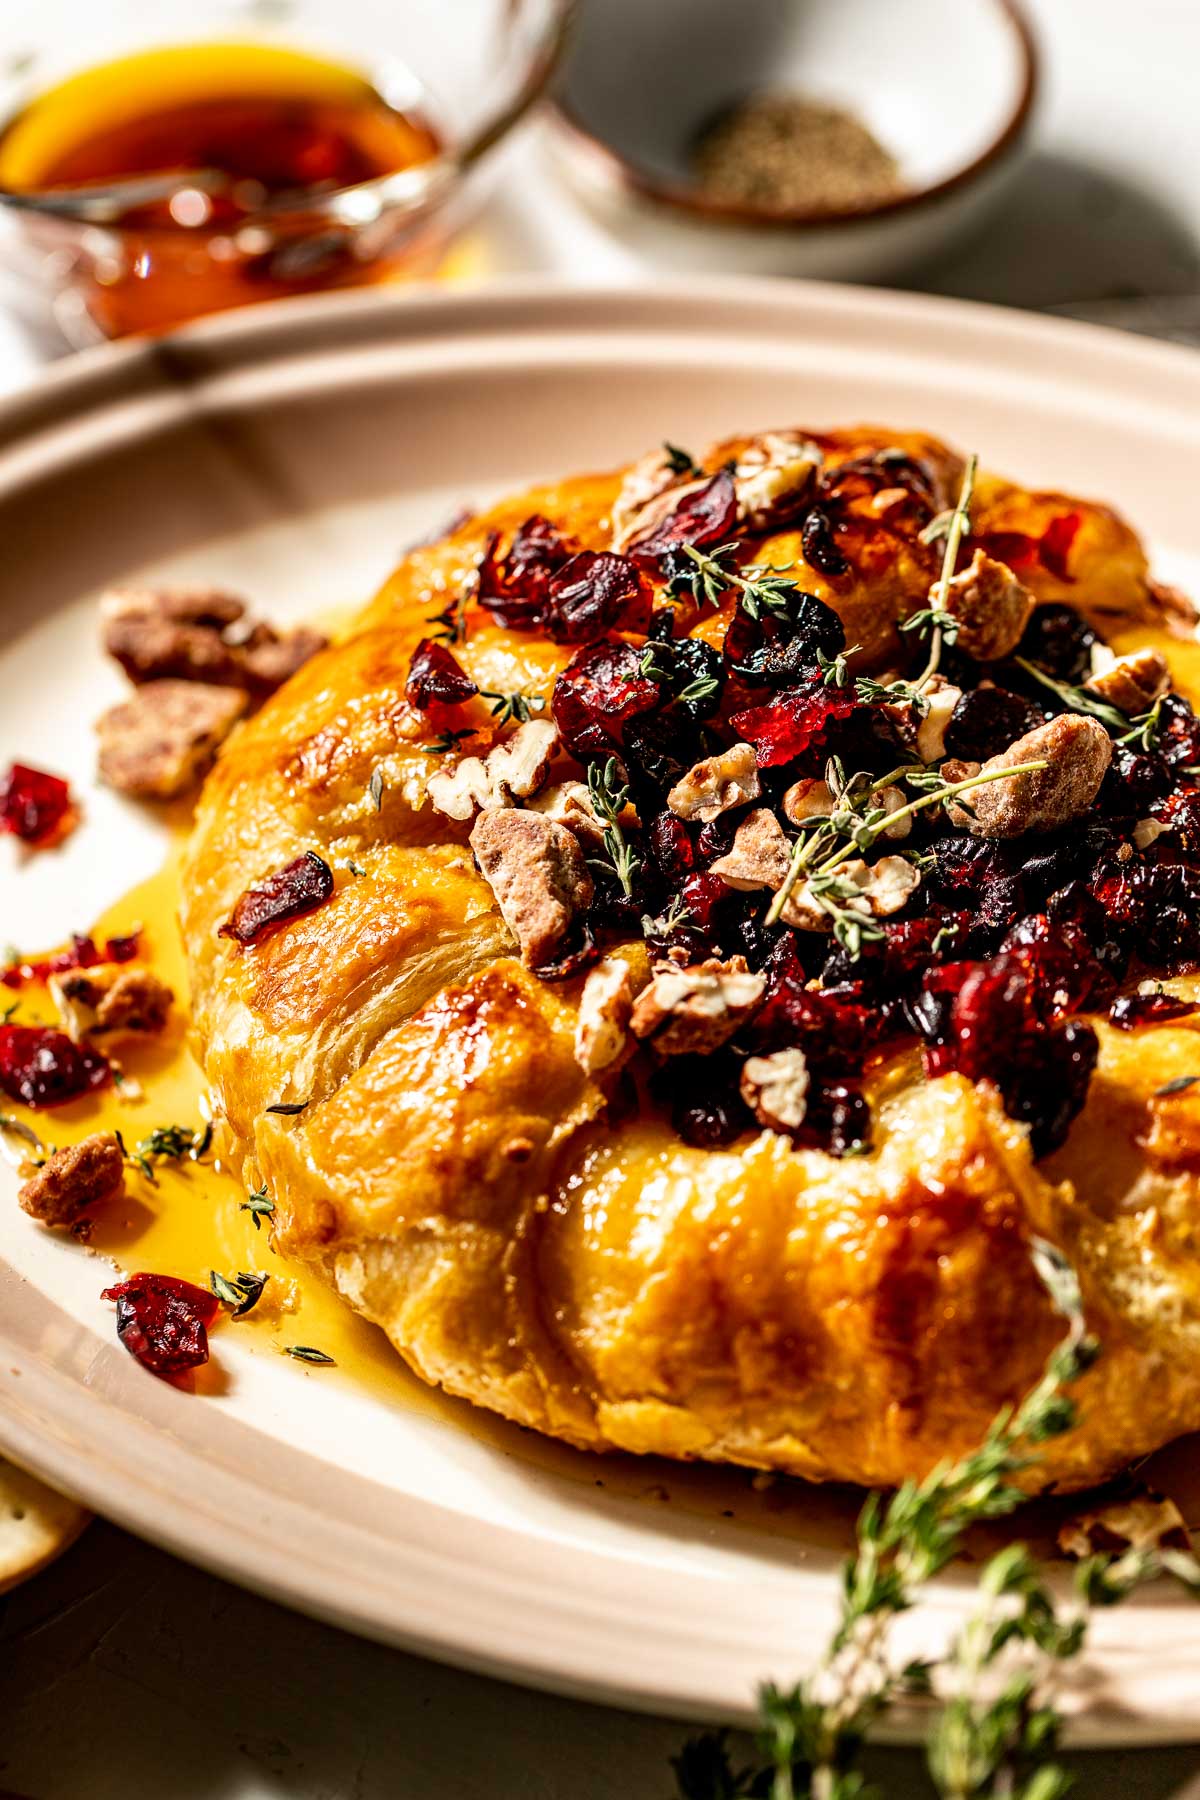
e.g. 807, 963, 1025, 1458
181, 424, 1200, 1492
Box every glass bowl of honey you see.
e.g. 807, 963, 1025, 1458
0, 0, 571, 343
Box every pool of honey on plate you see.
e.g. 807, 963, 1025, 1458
0, 42, 444, 338
8, 614, 1200, 1544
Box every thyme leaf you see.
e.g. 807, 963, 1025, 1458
1013, 658, 1136, 736
284, 1344, 336, 1366
421, 727, 475, 755
479, 688, 546, 726
266, 1099, 309, 1116
240, 1184, 275, 1229
663, 440, 702, 477
211, 1268, 269, 1317
123, 1121, 212, 1183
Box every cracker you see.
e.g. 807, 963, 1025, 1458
0, 1454, 90, 1594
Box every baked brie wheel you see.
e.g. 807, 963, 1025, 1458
182, 424, 1200, 1495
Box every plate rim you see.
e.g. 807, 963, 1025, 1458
3, 277, 1200, 1746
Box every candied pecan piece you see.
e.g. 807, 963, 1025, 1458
101, 583, 246, 632
235, 624, 328, 695
630, 956, 765, 1057
574, 956, 635, 1075
96, 680, 247, 799
1058, 1489, 1192, 1560
220, 851, 335, 946
470, 808, 594, 968
18, 1132, 124, 1228
942, 550, 1035, 661
732, 433, 821, 531
710, 807, 792, 891
426, 719, 558, 821
51, 964, 173, 1040
945, 714, 1112, 838
666, 743, 761, 823
740, 1047, 810, 1133
1084, 647, 1169, 715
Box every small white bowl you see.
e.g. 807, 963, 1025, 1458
549, 0, 1037, 282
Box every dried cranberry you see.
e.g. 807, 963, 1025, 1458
921, 953, 1098, 1154
1090, 862, 1200, 969
219, 850, 335, 946
405, 637, 477, 708
629, 468, 738, 567
722, 590, 845, 687
3, 931, 132, 990
1101, 745, 1173, 817
551, 638, 660, 759
679, 871, 730, 929
532, 920, 599, 982
0, 761, 74, 847
0, 1024, 110, 1108
944, 687, 1045, 762
1152, 788, 1200, 841
648, 810, 695, 884
812, 1080, 873, 1157
623, 710, 704, 795
925, 836, 1025, 943
478, 516, 577, 630
544, 551, 652, 643
730, 679, 857, 769
818, 451, 939, 522
650, 1050, 752, 1148
801, 507, 850, 577
1012, 604, 1096, 682
1109, 991, 1199, 1030
101, 1273, 220, 1377
646, 632, 725, 719
1156, 692, 1200, 774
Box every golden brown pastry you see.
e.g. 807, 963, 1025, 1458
181, 423, 1200, 1493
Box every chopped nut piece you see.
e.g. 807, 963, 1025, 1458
18, 1132, 124, 1227
574, 957, 634, 1075
781, 777, 834, 827
945, 714, 1112, 838
96, 680, 248, 799
235, 624, 329, 695
710, 807, 792, 890
51, 964, 173, 1041
733, 432, 821, 530
427, 719, 558, 822
942, 551, 1035, 661
788, 855, 921, 932
470, 807, 593, 967
610, 447, 689, 550
100, 585, 326, 696
629, 955, 765, 1057
874, 785, 912, 840
1084, 647, 1169, 715
666, 742, 760, 823
529, 779, 608, 845
612, 470, 709, 557
883, 676, 961, 764
1133, 816, 1168, 851
1057, 1489, 1192, 1560
740, 1048, 810, 1132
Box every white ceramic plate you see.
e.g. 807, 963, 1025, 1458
3, 280, 1200, 1744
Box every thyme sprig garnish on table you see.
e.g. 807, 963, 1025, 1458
763, 757, 1049, 936
673, 1241, 1200, 1800
587, 758, 641, 897
119, 1121, 213, 1184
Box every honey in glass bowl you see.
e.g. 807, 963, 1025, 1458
0, 42, 444, 338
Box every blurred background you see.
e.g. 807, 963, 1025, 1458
2, 1, 1200, 1796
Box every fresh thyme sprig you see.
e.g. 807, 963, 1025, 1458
642, 897, 693, 939
586, 758, 640, 897
119, 1121, 213, 1184
669, 541, 803, 621
480, 688, 546, 726
425, 586, 469, 646
421, 727, 475, 756
763, 758, 1048, 934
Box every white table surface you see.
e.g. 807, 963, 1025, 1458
3, 2, 1200, 1794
